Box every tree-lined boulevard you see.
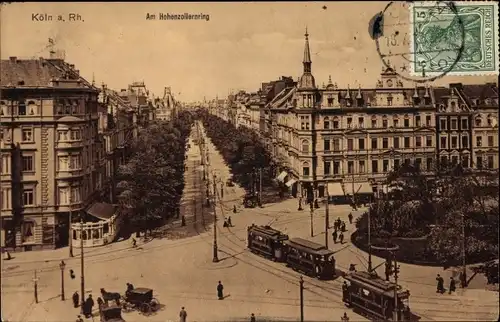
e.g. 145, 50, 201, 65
1, 114, 498, 322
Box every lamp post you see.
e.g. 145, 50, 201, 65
33, 270, 39, 304
212, 175, 219, 263
59, 260, 66, 301
299, 275, 304, 322
80, 218, 85, 311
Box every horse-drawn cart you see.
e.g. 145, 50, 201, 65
122, 288, 160, 314
100, 305, 125, 322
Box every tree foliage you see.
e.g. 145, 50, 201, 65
117, 111, 194, 232
196, 110, 275, 191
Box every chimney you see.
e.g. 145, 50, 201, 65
9, 56, 17, 62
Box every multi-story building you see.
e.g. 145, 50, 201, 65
156, 87, 176, 121
0, 56, 101, 251
118, 81, 155, 127
261, 30, 498, 202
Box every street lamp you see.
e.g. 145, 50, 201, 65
59, 260, 66, 301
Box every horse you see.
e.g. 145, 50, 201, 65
100, 288, 121, 305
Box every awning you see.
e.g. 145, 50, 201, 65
87, 202, 118, 221
343, 182, 374, 195
285, 179, 296, 187
326, 182, 344, 196
276, 171, 287, 182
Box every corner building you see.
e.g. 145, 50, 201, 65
266, 31, 499, 202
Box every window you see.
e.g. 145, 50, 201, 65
440, 118, 447, 130
394, 137, 400, 149
382, 118, 388, 128
324, 118, 330, 129
18, 100, 26, 116
22, 128, 33, 142
394, 159, 400, 170
1, 188, 11, 209
404, 137, 410, 148
440, 136, 447, 149
462, 155, 469, 168
333, 118, 339, 129
302, 140, 309, 153
477, 156, 483, 169
393, 118, 399, 128
359, 138, 365, 150
415, 115, 421, 127
327, 97, 334, 107
22, 188, 34, 206
426, 158, 433, 171
451, 119, 458, 130
462, 135, 468, 148
22, 155, 34, 172
70, 155, 81, 170
371, 118, 377, 128
58, 130, 67, 142
302, 162, 310, 176
347, 139, 353, 150
404, 159, 411, 166
415, 158, 422, 169
324, 161, 331, 175
371, 160, 378, 173
333, 161, 340, 174
475, 117, 482, 127
347, 117, 352, 128
71, 186, 81, 202
22, 221, 34, 242
415, 136, 422, 147
383, 160, 389, 172
487, 156, 494, 169
358, 117, 364, 128
1, 155, 10, 174
451, 155, 459, 165
426, 136, 433, 147
70, 129, 81, 140
488, 136, 494, 147
371, 138, 378, 149
58, 156, 69, 171
333, 139, 340, 151
461, 118, 468, 129
59, 187, 70, 205
387, 97, 393, 106
426, 115, 431, 126
359, 160, 365, 173
324, 139, 330, 151
382, 138, 388, 149
347, 161, 354, 174
476, 136, 482, 147
404, 117, 410, 127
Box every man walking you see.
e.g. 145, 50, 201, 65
449, 276, 456, 294
348, 213, 353, 224
72, 291, 79, 308
332, 230, 338, 244
436, 274, 445, 293
339, 231, 344, 244
217, 281, 224, 300
179, 306, 187, 322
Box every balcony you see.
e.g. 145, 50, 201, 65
56, 169, 85, 179
56, 140, 85, 150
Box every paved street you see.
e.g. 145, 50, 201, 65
1, 123, 498, 321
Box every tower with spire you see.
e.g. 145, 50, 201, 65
296, 27, 318, 109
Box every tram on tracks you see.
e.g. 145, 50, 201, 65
343, 271, 411, 321
247, 224, 289, 262
284, 237, 336, 280
247, 225, 336, 280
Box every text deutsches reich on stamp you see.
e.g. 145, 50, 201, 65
410, 1, 498, 76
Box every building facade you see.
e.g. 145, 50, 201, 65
156, 87, 176, 121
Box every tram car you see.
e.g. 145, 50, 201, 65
343, 271, 411, 321
247, 224, 289, 262
284, 238, 336, 280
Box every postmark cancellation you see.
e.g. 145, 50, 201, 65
410, 1, 499, 76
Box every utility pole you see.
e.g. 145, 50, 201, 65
299, 276, 304, 322
393, 253, 400, 322
33, 270, 39, 303
461, 212, 467, 287
310, 201, 314, 237
259, 167, 263, 207
325, 184, 329, 248
69, 198, 73, 257
368, 206, 373, 273
212, 176, 219, 263
80, 218, 85, 310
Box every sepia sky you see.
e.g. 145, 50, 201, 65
1, 2, 497, 102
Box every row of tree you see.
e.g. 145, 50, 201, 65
116, 111, 194, 234
355, 164, 499, 264
197, 110, 275, 192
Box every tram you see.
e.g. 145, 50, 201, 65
284, 237, 336, 280
343, 271, 411, 321
247, 224, 289, 262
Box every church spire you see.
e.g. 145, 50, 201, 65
303, 27, 312, 73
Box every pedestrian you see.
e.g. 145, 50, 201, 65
250, 313, 256, 322
342, 281, 349, 294
341, 312, 349, 322
72, 291, 79, 308
217, 281, 224, 300
336, 218, 341, 230
227, 216, 232, 227
3, 250, 11, 260
449, 276, 456, 294
349, 264, 356, 274
179, 306, 187, 322
341, 221, 346, 232
436, 274, 444, 293
75, 315, 84, 322
83, 294, 94, 318
339, 232, 344, 244
131, 237, 137, 248
97, 297, 104, 313
69, 269, 76, 279
332, 230, 337, 244
348, 213, 353, 224
223, 220, 229, 228
233, 205, 237, 213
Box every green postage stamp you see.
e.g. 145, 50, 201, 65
410, 1, 499, 76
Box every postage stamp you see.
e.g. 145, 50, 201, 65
410, 1, 499, 76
